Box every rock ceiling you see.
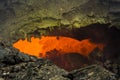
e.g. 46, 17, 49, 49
0, 0, 119, 42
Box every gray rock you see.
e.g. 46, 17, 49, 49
68, 65, 118, 80
49, 75, 70, 80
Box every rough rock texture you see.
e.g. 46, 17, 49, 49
109, 0, 120, 28
0, 0, 119, 42
0, 40, 68, 80
0, 60, 68, 80
66, 65, 118, 80
88, 47, 120, 76
0, 36, 119, 80
0, 1, 120, 79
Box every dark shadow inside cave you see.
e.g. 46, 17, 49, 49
46, 49, 90, 71
44, 23, 120, 71
12, 23, 120, 71
72, 23, 120, 61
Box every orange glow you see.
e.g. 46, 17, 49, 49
13, 36, 104, 57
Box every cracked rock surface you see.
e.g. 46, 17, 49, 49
0, 37, 119, 80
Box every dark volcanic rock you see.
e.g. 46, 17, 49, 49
0, 59, 68, 80
0, 40, 68, 80
103, 60, 120, 77
88, 47, 120, 76
0, 40, 119, 80
88, 47, 105, 65
65, 65, 118, 80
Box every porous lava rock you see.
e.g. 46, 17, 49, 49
0, 38, 119, 80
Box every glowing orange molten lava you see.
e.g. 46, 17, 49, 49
13, 36, 104, 57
